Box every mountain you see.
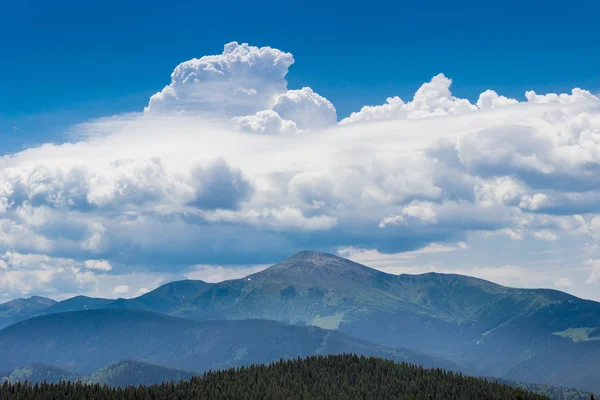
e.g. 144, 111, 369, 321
0, 296, 57, 329
107, 251, 600, 392
108, 280, 210, 314
494, 378, 593, 400
0, 355, 549, 400
84, 360, 193, 387
0, 363, 80, 384
38, 295, 113, 315
0, 308, 464, 375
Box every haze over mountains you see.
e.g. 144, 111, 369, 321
1, 251, 599, 393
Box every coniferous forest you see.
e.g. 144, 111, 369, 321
0, 355, 550, 400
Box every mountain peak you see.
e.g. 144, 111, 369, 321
264, 250, 383, 281
286, 251, 346, 265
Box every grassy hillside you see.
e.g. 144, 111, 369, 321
0, 355, 549, 400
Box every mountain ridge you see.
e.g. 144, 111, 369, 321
2, 250, 599, 392
0, 308, 466, 375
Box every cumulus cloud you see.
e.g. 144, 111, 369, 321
188, 158, 254, 210
112, 285, 129, 295
145, 42, 335, 136
232, 110, 298, 135
340, 74, 479, 124
84, 259, 112, 271
2, 42, 600, 301
0, 251, 169, 300
272, 87, 337, 130
146, 42, 294, 116
476, 90, 519, 110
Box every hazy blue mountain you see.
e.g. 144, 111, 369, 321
0, 308, 464, 375
107, 280, 210, 314
492, 378, 593, 400
38, 295, 113, 315
108, 251, 600, 392
0, 363, 80, 383
84, 360, 194, 387
0, 296, 57, 329
1, 360, 191, 387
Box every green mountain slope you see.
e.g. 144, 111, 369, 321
107, 251, 600, 392
0, 296, 57, 330
0, 308, 464, 375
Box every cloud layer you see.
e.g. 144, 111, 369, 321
1, 42, 600, 301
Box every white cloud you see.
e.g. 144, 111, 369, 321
0, 251, 177, 301
2, 42, 600, 300
84, 259, 113, 271
186, 264, 269, 283
554, 277, 574, 290
532, 230, 559, 241
272, 87, 337, 130
585, 259, 600, 285
112, 285, 129, 295
146, 42, 294, 116
340, 74, 478, 124
232, 110, 298, 135
476, 90, 518, 110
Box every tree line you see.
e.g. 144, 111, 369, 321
0, 354, 555, 399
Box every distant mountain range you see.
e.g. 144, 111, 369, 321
0, 360, 192, 387
0, 308, 462, 375
1, 251, 599, 393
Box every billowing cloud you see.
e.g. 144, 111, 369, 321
0, 251, 169, 300
145, 42, 335, 136
2, 42, 600, 302
146, 42, 294, 116
188, 158, 254, 210
232, 110, 298, 135
340, 74, 479, 124
272, 87, 337, 130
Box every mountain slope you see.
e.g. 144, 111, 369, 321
0, 364, 80, 383
107, 280, 210, 314
84, 360, 194, 387
0, 296, 57, 329
38, 296, 112, 315
109, 251, 600, 392
0, 308, 464, 375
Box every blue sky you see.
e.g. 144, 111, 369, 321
2, 0, 600, 153
1, 0, 600, 302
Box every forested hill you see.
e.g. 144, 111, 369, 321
0, 355, 549, 400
